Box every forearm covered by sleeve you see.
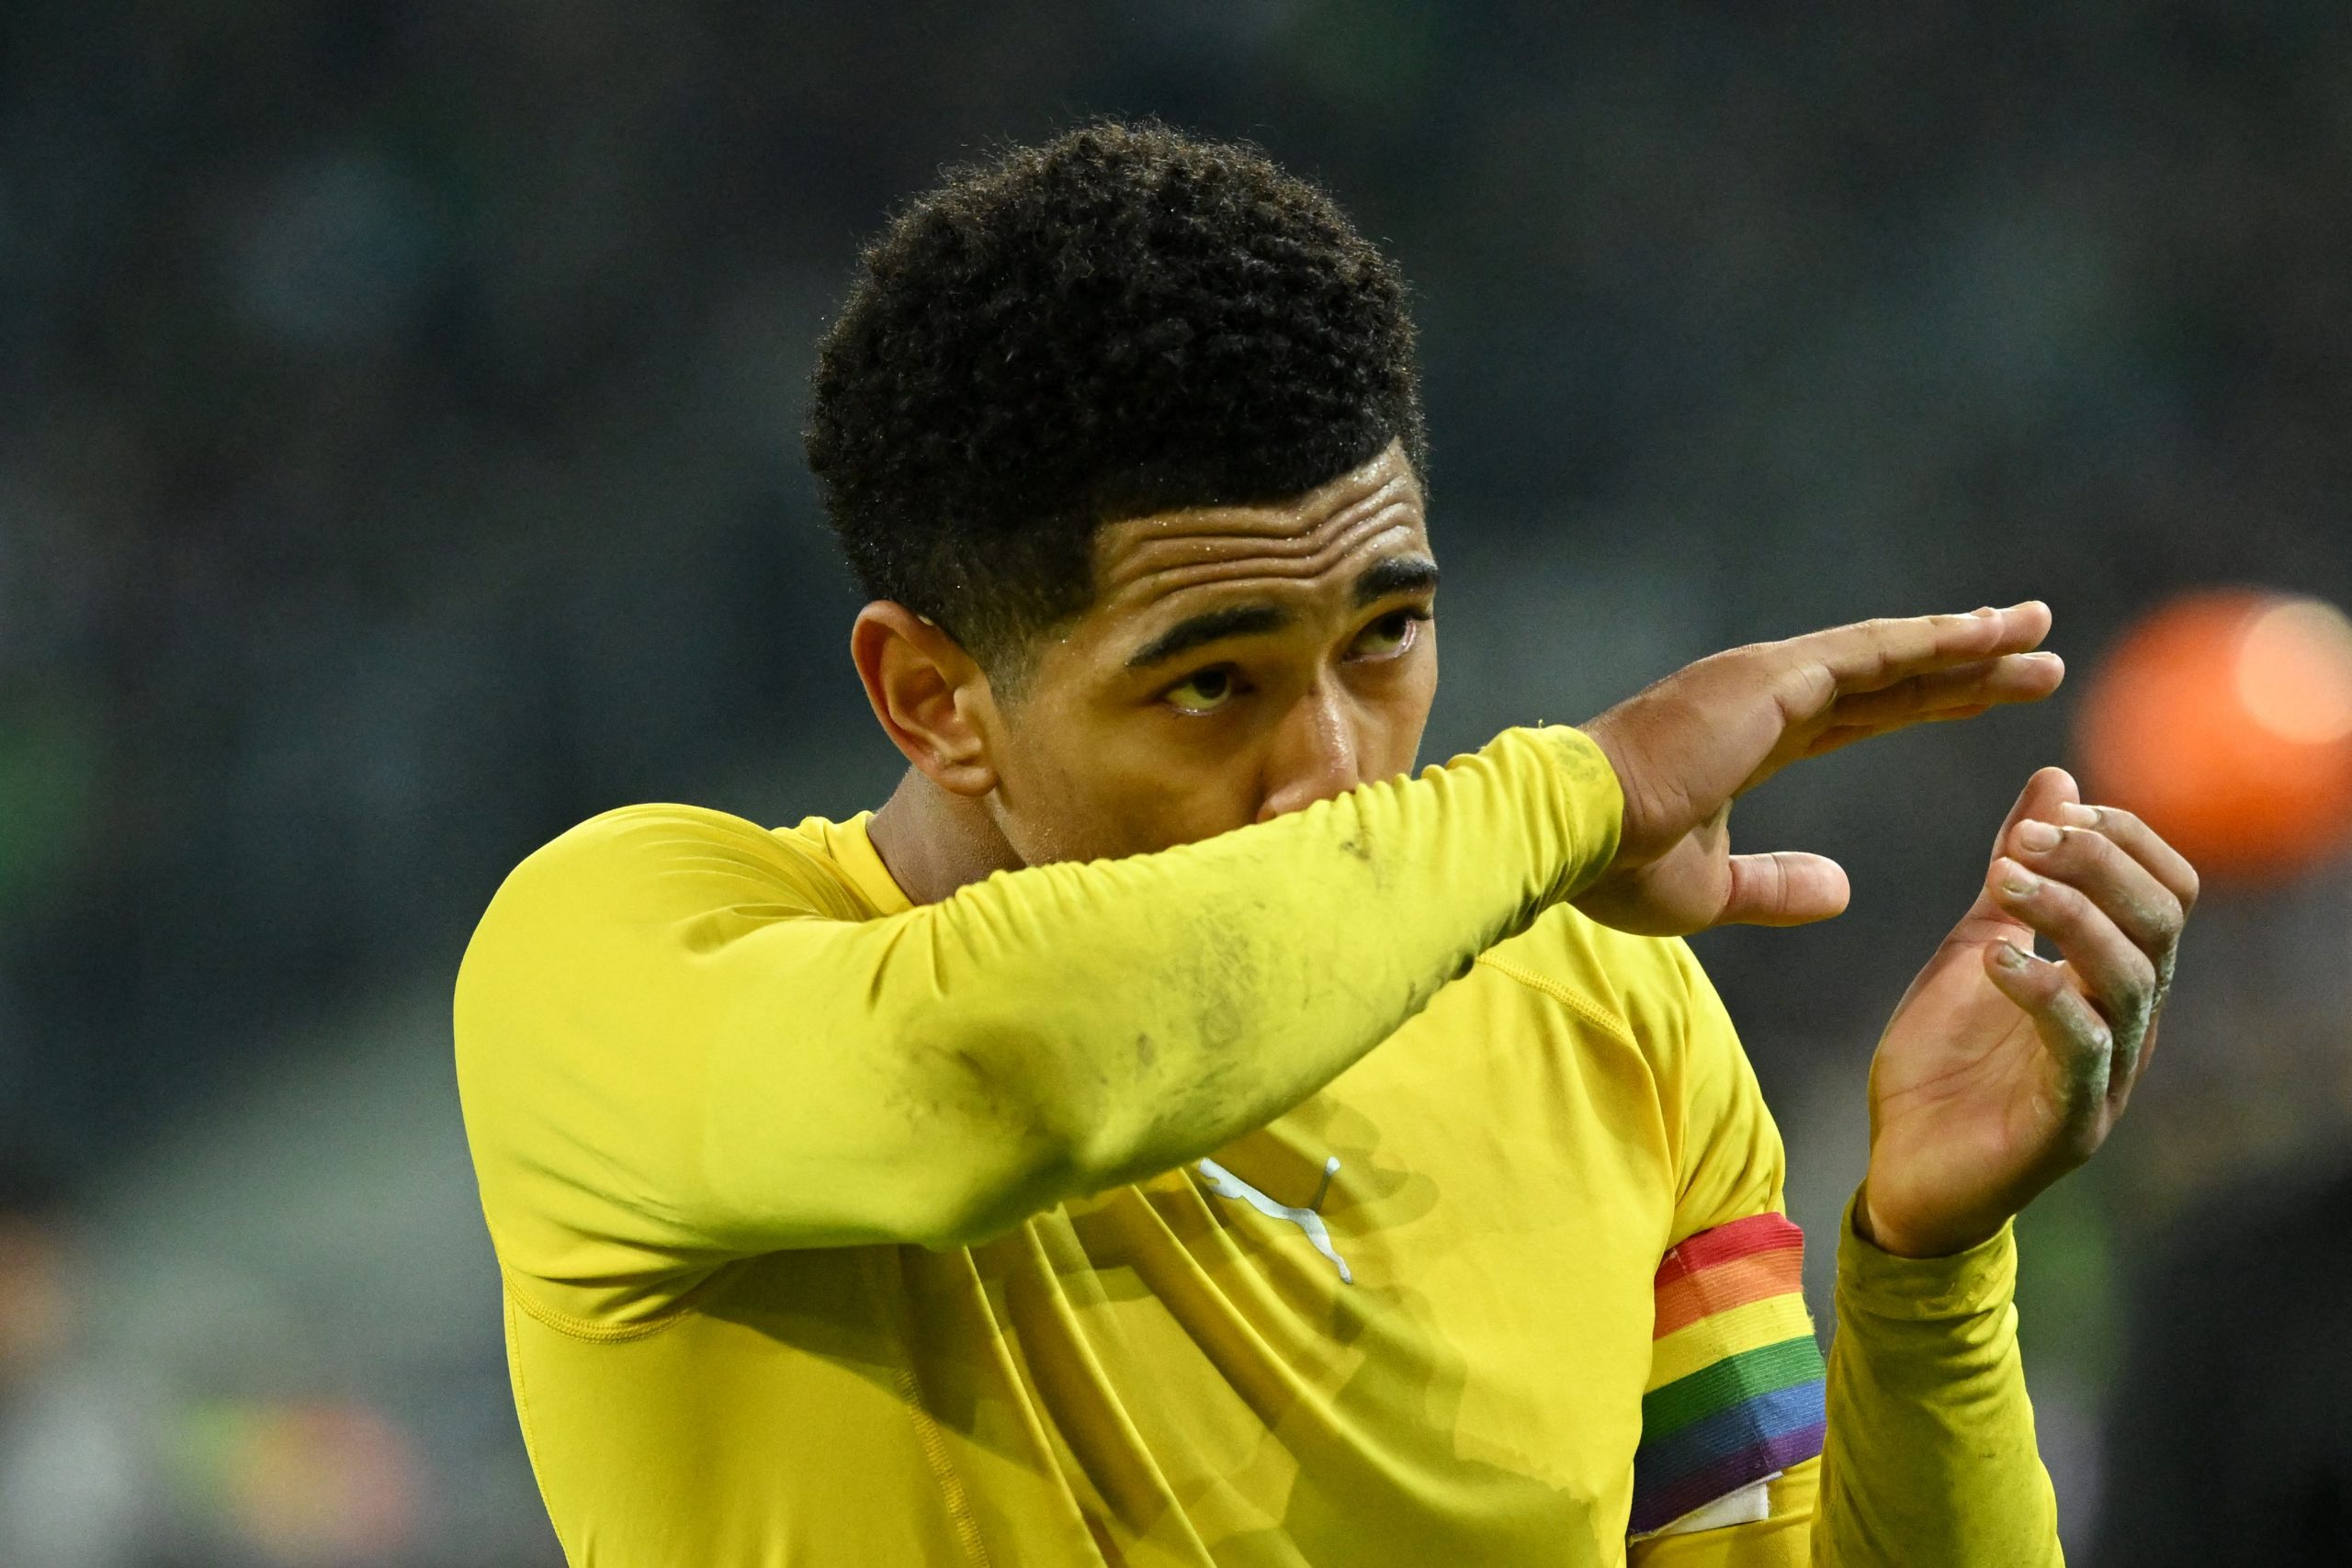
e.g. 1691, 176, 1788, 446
1810, 1192, 2062, 1567
456, 725, 1622, 1281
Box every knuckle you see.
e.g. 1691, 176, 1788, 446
2120, 892, 2175, 948
2107, 991, 2154, 1043
2154, 892, 2187, 940
2052, 827, 2109, 876
2081, 990, 2116, 1036
2115, 1031, 2145, 1074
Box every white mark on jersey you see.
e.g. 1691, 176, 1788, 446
1193, 1156, 1353, 1284
1634, 1475, 1779, 1540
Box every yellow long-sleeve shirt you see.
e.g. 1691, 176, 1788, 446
454, 726, 2061, 1565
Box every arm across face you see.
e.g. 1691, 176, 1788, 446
464, 597, 2085, 1323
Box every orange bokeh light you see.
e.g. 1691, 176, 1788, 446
2073, 589, 2352, 883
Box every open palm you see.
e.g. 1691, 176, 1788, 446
1860, 767, 2198, 1259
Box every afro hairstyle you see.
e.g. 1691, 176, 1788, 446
805, 119, 1426, 671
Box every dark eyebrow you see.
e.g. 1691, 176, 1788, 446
1125, 603, 1294, 671
1353, 554, 1441, 605
1123, 555, 1441, 672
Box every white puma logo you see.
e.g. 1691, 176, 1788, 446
1193, 1156, 1352, 1284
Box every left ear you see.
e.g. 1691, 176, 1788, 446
849, 602, 1001, 796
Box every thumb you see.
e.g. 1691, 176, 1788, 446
1718, 852, 1853, 927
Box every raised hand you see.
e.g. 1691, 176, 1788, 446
1573, 604, 2064, 936
1858, 767, 2198, 1258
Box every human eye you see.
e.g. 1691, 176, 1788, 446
1162, 665, 1241, 714
1347, 606, 1430, 660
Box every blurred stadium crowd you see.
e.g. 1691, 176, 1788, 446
4, 2, 2351, 1562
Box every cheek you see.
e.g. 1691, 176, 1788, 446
1356, 639, 1439, 778
1084, 743, 1270, 855
993, 712, 1263, 861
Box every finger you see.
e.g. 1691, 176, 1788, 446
1800, 704, 1991, 759
1933, 767, 2080, 927
1952, 767, 2080, 919
1987, 856, 2159, 1040
1787, 602, 2054, 697
2054, 803, 2200, 915
1982, 938, 2114, 1123
2131, 1013, 2165, 1094
1819, 651, 2065, 732
1718, 852, 1852, 927
2119, 956, 2179, 1100
2006, 814, 2187, 959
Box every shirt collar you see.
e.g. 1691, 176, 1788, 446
820, 811, 913, 917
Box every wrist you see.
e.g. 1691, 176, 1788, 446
1838, 1187, 2018, 1325
1568, 721, 1634, 853
1853, 1177, 2006, 1260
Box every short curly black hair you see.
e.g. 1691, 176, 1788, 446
805, 119, 1426, 672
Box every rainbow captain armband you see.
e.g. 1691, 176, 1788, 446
1628, 1212, 1827, 1539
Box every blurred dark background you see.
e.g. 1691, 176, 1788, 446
5, 2, 2350, 1562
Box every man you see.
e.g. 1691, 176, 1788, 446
455, 122, 2195, 1565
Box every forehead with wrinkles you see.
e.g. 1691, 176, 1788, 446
1089, 446, 1427, 618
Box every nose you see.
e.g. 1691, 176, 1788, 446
1255, 680, 1365, 823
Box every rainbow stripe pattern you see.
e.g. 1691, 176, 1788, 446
1629, 1212, 1826, 1537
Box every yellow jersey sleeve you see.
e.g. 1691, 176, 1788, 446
1628, 947, 2060, 1566
1807, 1197, 2064, 1566
1659, 940, 1789, 1245
453, 725, 1621, 1325
1623, 946, 1827, 1560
